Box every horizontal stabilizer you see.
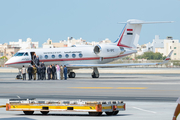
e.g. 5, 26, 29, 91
118, 19, 174, 24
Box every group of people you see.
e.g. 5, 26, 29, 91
21, 62, 68, 80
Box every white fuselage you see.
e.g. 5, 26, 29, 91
5, 46, 136, 69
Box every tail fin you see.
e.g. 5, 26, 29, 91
114, 19, 174, 49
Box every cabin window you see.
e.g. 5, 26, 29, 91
72, 54, 76, 58
52, 55, 55, 58
45, 55, 48, 59
15, 52, 25, 56
79, 53, 83, 58
24, 52, 29, 56
59, 54, 62, 58
65, 54, 69, 58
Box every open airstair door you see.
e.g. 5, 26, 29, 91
30, 52, 35, 65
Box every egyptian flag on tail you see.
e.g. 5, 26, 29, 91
127, 29, 133, 35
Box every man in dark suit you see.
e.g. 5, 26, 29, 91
52, 64, 56, 80
37, 65, 41, 80
35, 56, 40, 66
64, 65, 68, 80
27, 65, 33, 80
47, 66, 51, 80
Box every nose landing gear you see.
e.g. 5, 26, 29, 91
16, 69, 22, 79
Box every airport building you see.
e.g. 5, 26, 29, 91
9, 38, 39, 50
0, 43, 20, 59
42, 37, 112, 48
136, 35, 180, 60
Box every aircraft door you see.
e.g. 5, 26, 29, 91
30, 52, 36, 65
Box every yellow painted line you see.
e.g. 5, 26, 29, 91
116, 87, 147, 89
70, 87, 113, 89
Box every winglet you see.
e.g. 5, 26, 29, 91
157, 50, 173, 65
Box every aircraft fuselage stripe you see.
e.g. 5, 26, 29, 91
5, 53, 133, 65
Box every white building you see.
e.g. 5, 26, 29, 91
137, 35, 180, 60
9, 38, 39, 49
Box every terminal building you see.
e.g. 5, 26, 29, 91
137, 35, 180, 60
9, 38, 39, 50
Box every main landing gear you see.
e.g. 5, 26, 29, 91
92, 67, 99, 78
68, 70, 76, 78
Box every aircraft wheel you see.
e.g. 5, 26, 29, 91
68, 72, 76, 78
40, 111, 49, 115
92, 72, 99, 78
89, 112, 102, 116
23, 111, 34, 115
16, 75, 22, 79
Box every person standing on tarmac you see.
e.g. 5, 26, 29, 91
52, 64, 56, 80
172, 97, 180, 120
43, 65, 46, 80
27, 65, 33, 80
37, 65, 41, 80
56, 64, 60, 80
32, 65, 37, 80
60, 65, 63, 80
64, 65, 67, 80
35, 56, 40, 66
47, 65, 51, 80
21, 65, 26, 80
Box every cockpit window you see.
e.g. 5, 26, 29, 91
24, 52, 29, 56
14, 52, 25, 56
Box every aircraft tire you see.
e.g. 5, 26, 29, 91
69, 72, 76, 78
92, 72, 99, 78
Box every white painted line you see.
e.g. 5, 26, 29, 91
133, 107, 157, 114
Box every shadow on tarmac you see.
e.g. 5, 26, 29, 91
17, 113, 132, 117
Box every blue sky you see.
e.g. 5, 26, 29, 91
0, 0, 179, 47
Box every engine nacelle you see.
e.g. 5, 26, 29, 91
93, 44, 125, 57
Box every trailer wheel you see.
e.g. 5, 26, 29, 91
40, 111, 49, 115
105, 111, 114, 115
23, 111, 34, 115
89, 112, 102, 116
112, 111, 119, 115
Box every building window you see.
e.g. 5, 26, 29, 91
52, 55, 55, 58
174, 53, 176, 55
45, 55, 48, 59
174, 47, 176, 49
65, 54, 69, 58
172, 41, 174, 43
72, 54, 76, 58
170, 46, 171, 49
79, 53, 83, 58
59, 54, 62, 58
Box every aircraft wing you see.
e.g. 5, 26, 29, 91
67, 50, 173, 69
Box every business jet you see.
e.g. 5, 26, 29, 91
5, 19, 173, 79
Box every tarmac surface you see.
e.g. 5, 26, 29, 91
0, 68, 180, 120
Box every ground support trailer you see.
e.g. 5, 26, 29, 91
6, 98, 126, 116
